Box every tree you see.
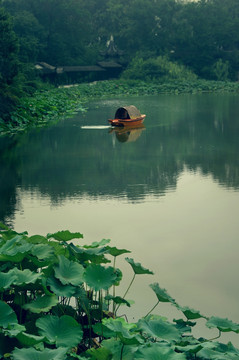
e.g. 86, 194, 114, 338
0, 6, 21, 120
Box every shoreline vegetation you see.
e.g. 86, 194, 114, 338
1, 79, 239, 136
0, 223, 239, 360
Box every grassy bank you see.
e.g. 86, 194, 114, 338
1, 79, 239, 135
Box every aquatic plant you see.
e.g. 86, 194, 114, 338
0, 222, 238, 359
1, 79, 239, 136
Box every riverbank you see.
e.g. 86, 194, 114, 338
1, 79, 239, 136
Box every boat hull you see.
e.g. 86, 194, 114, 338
108, 115, 146, 127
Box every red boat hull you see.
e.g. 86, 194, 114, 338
108, 115, 146, 127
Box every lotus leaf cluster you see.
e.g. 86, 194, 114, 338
0, 222, 238, 359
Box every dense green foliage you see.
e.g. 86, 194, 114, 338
1, 0, 239, 80
121, 56, 198, 81
0, 7, 21, 120
1, 79, 239, 135
0, 223, 239, 359
1, 0, 239, 122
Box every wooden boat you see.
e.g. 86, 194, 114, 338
108, 105, 146, 127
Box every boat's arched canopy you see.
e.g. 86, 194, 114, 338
115, 105, 141, 119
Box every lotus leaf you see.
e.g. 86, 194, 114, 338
84, 238, 111, 248
47, 276, 77, 297
177, 305, 205, 320
2, 323, 25, 337
206, 316, 239, 333
69, 243, 110, 263
150, 282, 176, 303
89, 338, 137, 360
0, 300, 18, 327
54, 255, 85, 286
12, 347, 67, 360
28, 235, 48, 244
0, 235, 32, 256
23, 295, 58, 313
36, 315, 83, 348
47, 230, 83, 241
84, 264, 118, 291
134, 344, 186, 359
0, 271, 16, 289
173, 319, 195, 334
16, 332, 45, 347
93, 323, 116, 339
197, 347, 233, 360
125, 257, 154, 275
106, 246, 131, 257
102, 318, 140, 345
86, 346, 112, 360
137, 316, 181, 342
105, 295, 131, 307
30, 244, 55, 260
176, 340, 216, 355
9, 268, 41, 285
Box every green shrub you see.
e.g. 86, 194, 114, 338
121, 56, 197, 81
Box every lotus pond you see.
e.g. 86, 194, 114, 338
0, 92, 239, 352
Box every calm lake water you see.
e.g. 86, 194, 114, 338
1, 93, 239, 344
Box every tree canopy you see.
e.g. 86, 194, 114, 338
1, 0, 239, 119
1, 0, 239, 80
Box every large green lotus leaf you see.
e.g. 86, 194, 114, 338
47, 230, 83, 241
23, 295, 58, 313
0, 235, 32, 255
0, 301, 18, 327
206, 316, 239, 333
93, 323, 116, 339
197, 347, 233, 360
47, 276, 77, 297
177, 305, 205, 320
69, 243, 110, 263
36, 315, 83, 348
30, 244, 55, 260
70, 244, 107, 256
105, 295, 131, 307
134, 344, 186, 360
86, 346, 112, 360
12, 347, 67, 360
176, 340, 215, 355
54, 255, 85, 286
106, 246, 131, 257
9, 268, 41, 285
0, 271, 16, 289
0, 252, 25, 263
137, 316, 181, 342
0, 235, 33, 262
98, 338, 138, 360
84, 238, 111, 248
102, 318, 142, 345
2, 323, 25, 337
150, 282, 176, 304
16, 332, 45, 347
125, 257, 154, 275
84, 264, 117, 291
173, 319, 195, 335
48, 241, 68, 256
28, 235, 48, 244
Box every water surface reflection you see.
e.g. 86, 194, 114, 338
0, 93, 239, 344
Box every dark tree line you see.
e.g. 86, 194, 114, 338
1, 0, 239, 118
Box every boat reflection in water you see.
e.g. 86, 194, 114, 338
109, 124, 145, 143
